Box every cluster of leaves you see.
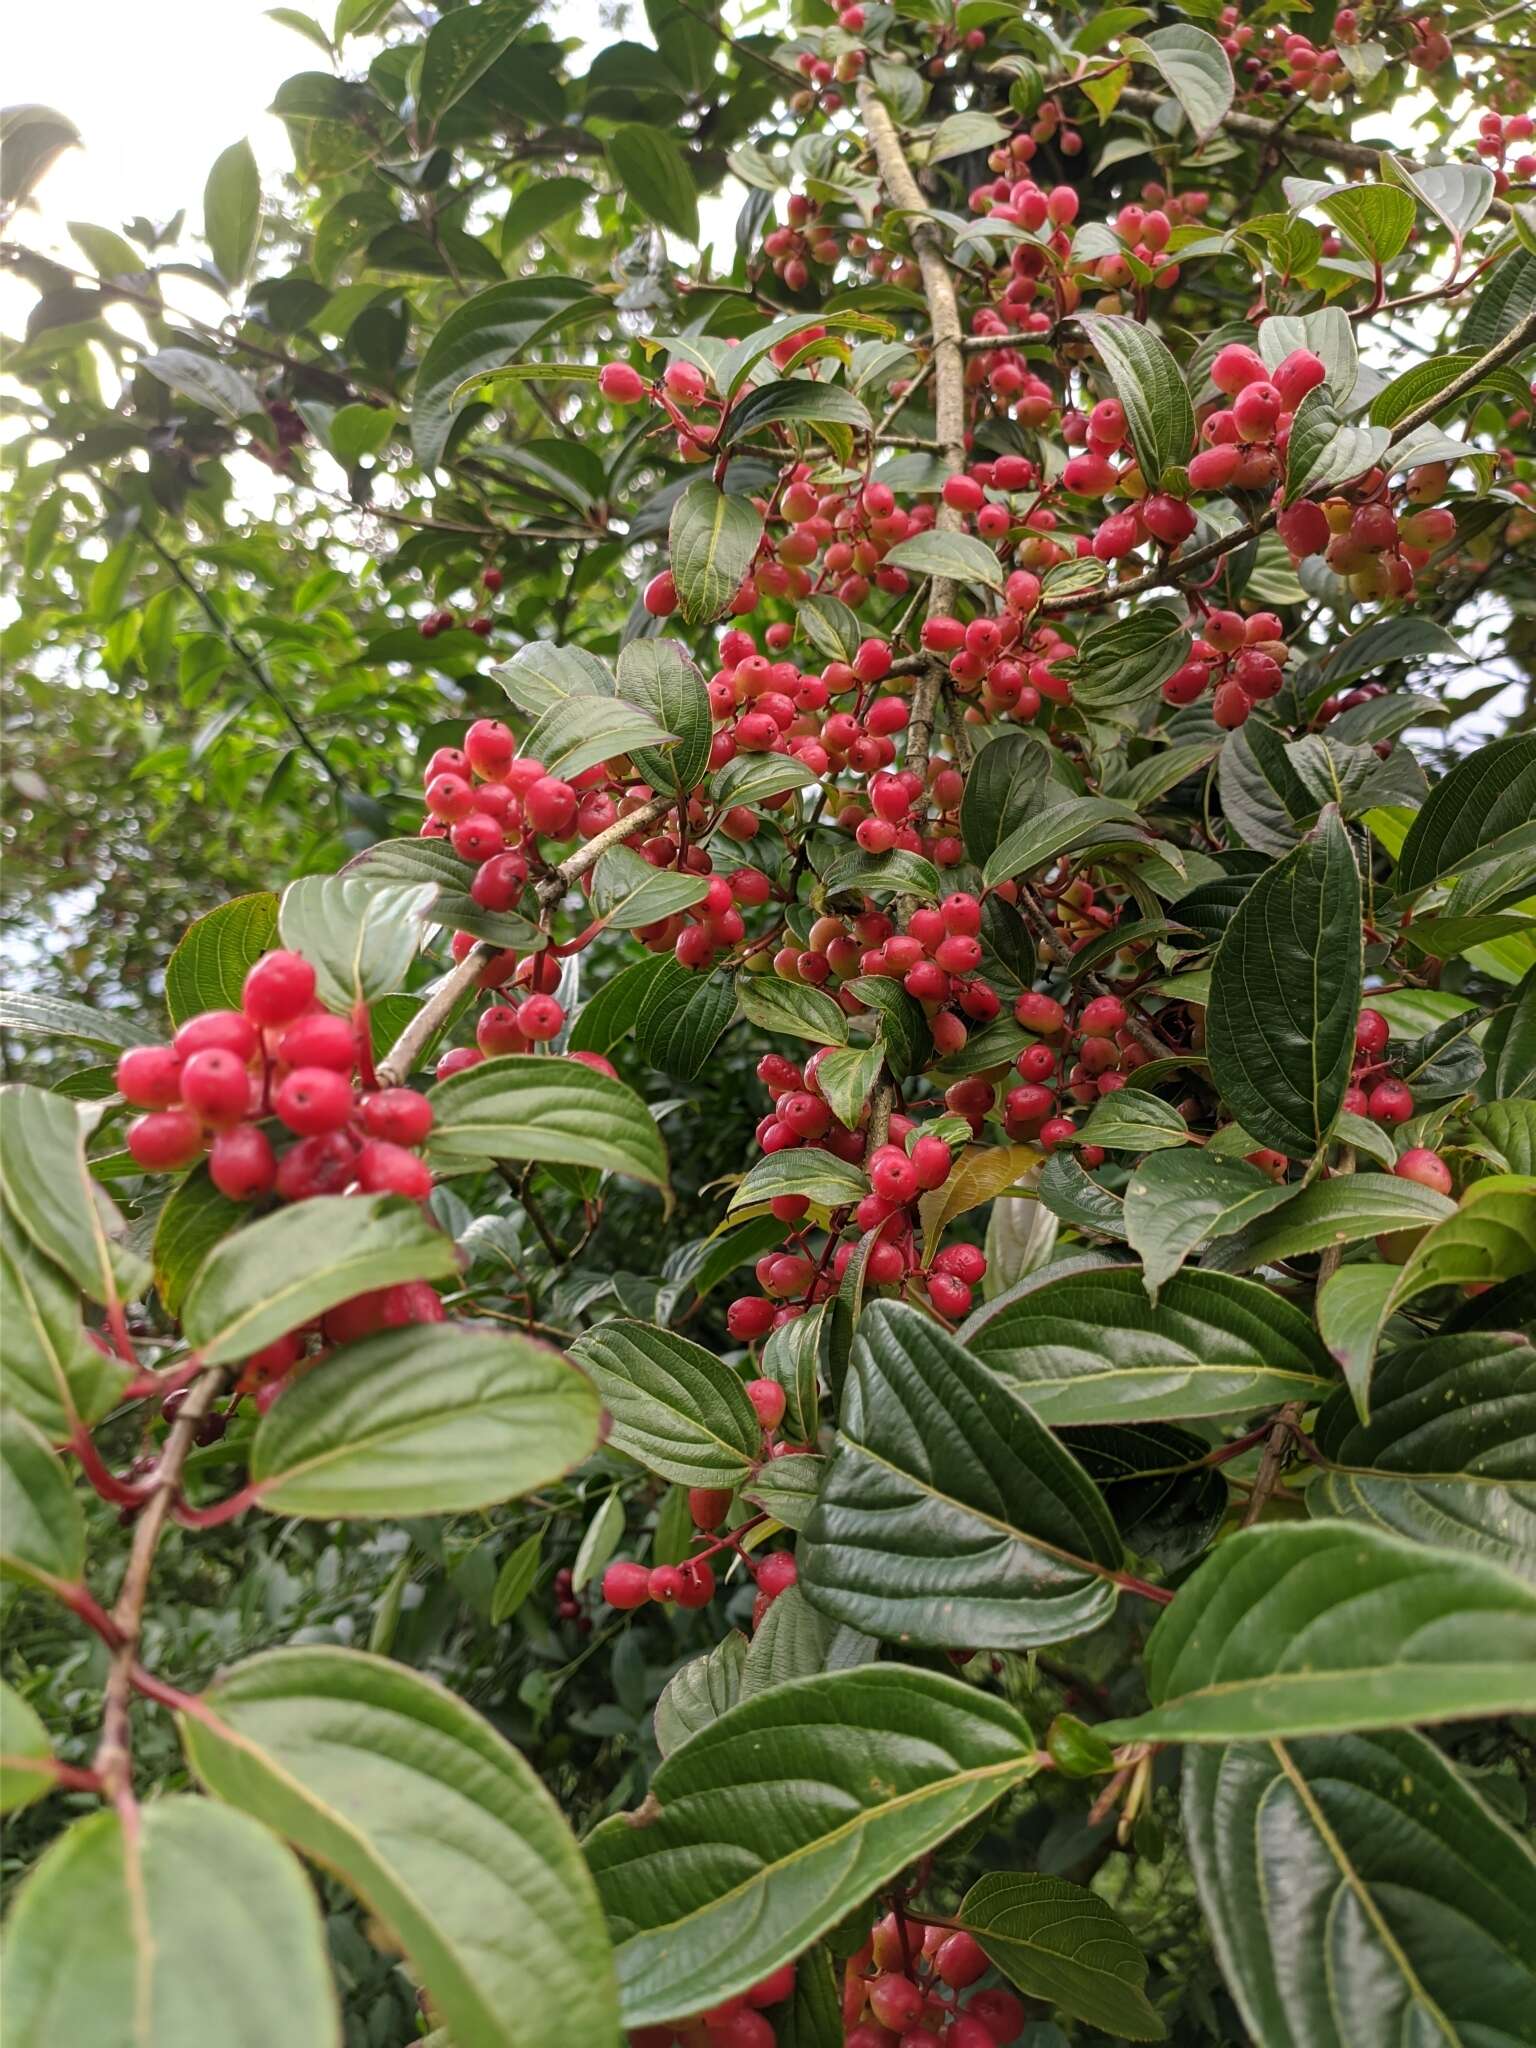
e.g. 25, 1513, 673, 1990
2, 1, 1535, 2046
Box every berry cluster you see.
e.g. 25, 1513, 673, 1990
1476, 109, 1536, 192
1163, 606, 1288, 730
1344, 1007, 1424, 1131
843, 1912, 1026, 2048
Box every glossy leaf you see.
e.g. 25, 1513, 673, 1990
654, 1632, 748, 1756
958, 1871, 1165, 2039
1099, 1523, 1536, 1744
585, 1666, 1036, 2026
164, 892, 279, 1025
181, 1193, 457, 1366
569, 1319, 761, 1486
1123, 1151, 1295, 1299
1127, 24, 1232, 140
1076, 1090, 1191, 1153
1207, 808, 1362, 1158
964, 1264, 1331, 1423
278, 875, 436, 1012
184, 1648, 621, 2048
425, 1054, 671, 1193
669, 480, 765, 626
342, 838, 544, 951
1395, 732, 1536, 896
1064, 607, 1192, 715
633, 959, 736, 1079
590, 845, 710, 929
250, 1325, 599, 1516
413, 277, 600, 470
1310, 1331, 1536, 1580
615, 637, 712, 793
0, 1410, 84, 1591
521, 694, 674, 782
1205, 1171, 1456, 1272
1185, 1730, 1536, 2048
1284, 386, 1391, 503
0, 1205, 126, 1438
800, 1300, 1121, 1648
1076, 311, 1195, 482
418, 0, 529, 137
0, 1084, 148, 1309
0, 990, 155, 1052
735, 973, 847, 1046
0, 1797, 340, 2048
1320, 183, 1417, 264
728, 1148, 866, 1216
882, 529, 1006, 592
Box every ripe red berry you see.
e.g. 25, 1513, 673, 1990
274, 1130, 358, 1201
274, 1065, 355, 1137
598, 361, 647, 404
208, 1125, 277, 1201
869, 1975, 925, 2031
523, 777, 579, 839
279, 1012, 357, 1072
603, 1560, 652, 1608
116, 1044, 184, 1109
127, 1109, 204, 1171
243, 950, 317, 1028
1367, 1078, 1415, 1124
688, 1486, 734, 1530
648, 1565, 683, 1604
1015, 991, 1065, 1035
746, 1377, 787, 1430
173, 1009, 259, 1063
934, 1931, 988, 1988
362, 1087, 433, 1146
1355, 1008, 1391, 1054
869, 1147, 920, 1205
1079, 994, 1127, 1036
355, 1139, 434, 1201
727, 1295, 776, 1341
756, 1549, 798, 1597
674, 1559, 717, 1609
178, 1047, 253, 1127
515, 994, 564, 1042
1394, 1146, 1452, 1195
910, 1134, 953, 1189
927, 1271, 973, 1319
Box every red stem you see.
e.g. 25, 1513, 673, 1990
170, 1481, 261, 1528
70, 1425, 155, 1508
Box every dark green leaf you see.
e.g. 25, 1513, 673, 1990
615, 637, 712, 792
607, 126, 699, 242
959, 1871, 1165, 2039
569, 1319, 761, 1486
633, 960, 736, 1079
1076, 311, 1195, 481
669, 479, 765, 626
165, 893, 279, 1027
413, 277, 600, 470
1123, 1150, 1295, 1299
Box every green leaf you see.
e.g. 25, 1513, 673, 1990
1036, 1154, 1128, 1239
1207, 808, 1362, 1158
1205, 1171, 1456, 1271
847, 976, 931, 1079
1185, 1729, 1536, 2048
0, 1207, 126, 1438
585, 1666, 1036, 2027
1075, 311, 1195, 482
607, 125, 699, 242
800, 1300, 1121, 1648
710, 752, 817, 808
589, 845, 710, 929
1368, 348, 1528, 428
669, 479, 765, 626
141, 348, 260, 420
573, 1489, 625, 1593
1066, 1420, 1227, 1576
491, 1531, 544, 1623
1283, 385, 1391, 503
744, 1452, 824, 1532
184, 1647, 620, 2048
795, 593, 863, 665
728, 379, 873, 442
250, 1325, 599, 1517
959, 730, 1050, 865
522, 693, 675, 782
1099, 1523, 1536, 1744
982, 797, 1143, 891
164, 892, 279, 1026
341, 839, 544, 953
502, 174, 589, 251
741, 1581, 877, 1691
278, 875, 435, 1013
1076, 1091, 1191, 1153
1064, 607, 1192, 714
926, 109, 1011, 162
654, 1632, 748, 1756
1311, 1331, 1536, 1581
0, 1798, 339, 2048
735, 973, 848, 1047
820, 846, 941, 901
728, 1148, 866, 1217
418, 0, 530, 137
1496, 969, 1536, 1097
569, 1319, 761, 1486
0, 990, 155, 1052
413, 277, 601, 470
569, 952, 674, 1056
0, 1679, 55, 1813
1217, 719, 1312, 857
1320, 183, 1417, 265
203, 138, 262, 285
181, 1193, 457, 1366
633, 961, 736, 1079
425, 1054, 671, 1194
1126, 24, 1232, 141
814, 1044, 884, 1133
964, 1264, 1331, 1423
1395, 733, 1536, 897
958, 1871, 1165, 2040
0, 1084, 148, 1309
492, 639, 615, 715
0, 1410, 84, 1591
882, 528, 1006, 592
615, 637, 712, 793
1123, 1151, 1295, 1300
1317, 1175, 1536, 1414
327, 400, 395, 463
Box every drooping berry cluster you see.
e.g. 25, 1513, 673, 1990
842, 1911, 1026, 2048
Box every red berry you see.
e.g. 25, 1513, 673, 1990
756, 1549, 798, 1597
1394, 1147, 1452, 1195
674, 1558, 717, 1609
967, 1988, 1026, 2043
1367, 1078, 1415, 1125
127, 1109, 204, 1171
515, 994, 564, 1042
173, 1009, 259, 1063
727, 1295, 775, 1341
274, 1130, 358, 1201
279, 1012, 357, 1072
274, 1066, 355, 1137
115, 1044, 184, 1109
648, 1565, 683, 1604
355, 1139, 434, 1201
178, 1048, 253, 1127
1015, 991, 1065, 1034
745, 1963, 796, 2008
523, 777, 579, 838
208, 1125, 277, 1201
361, 1088, 433, 1146
910, 1134, 952, 1189
869, 1976, 925, 2031
747, 1377, 787, 1429
1079, 994, 1126, 1036
688, 1486, 734, 1530
927, 1271, 972, 1319
243, 950, 317, 1028
598, 361, 647, 404
934, 1932, 988, 1988
1355, 1008, 1391, 1054
603, 1560, 652, 1608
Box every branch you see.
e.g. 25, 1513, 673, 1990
94, 1366, 227, 1814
